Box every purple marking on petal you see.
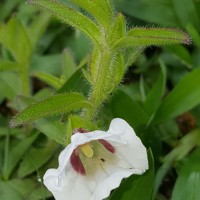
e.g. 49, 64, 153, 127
98, 139, 115, 153
70, 149, 86, 175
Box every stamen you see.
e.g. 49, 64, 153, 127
80, 143, 94, 158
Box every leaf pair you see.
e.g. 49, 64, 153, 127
28, 0, 191, 49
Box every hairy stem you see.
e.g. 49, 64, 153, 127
86, 49, 113, 120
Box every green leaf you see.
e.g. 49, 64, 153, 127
114, 27, 191, 50
0, 17, 31, 64
70, 0, 112, 30
0, 0, 21, 20
66, 115, 98, 144
7, 179, 51, 200
3, 132, 39, 179
0, 72, 19, 100
124, 47, 144, 68
165, 45, 192, 68
58, 67, 89, 96
172, 147, 200, 200
172, 0, 199, 29
115, 0, 180, 27
66, 30, 91, 63
0, 181, 23, 200
28, 186, 52, 200
153, 68, 200, 123
0, 127, 23, 137
144, 60, 166, 116
18, 142, 57, 177
7, 179, 37, 198
108, 13, 126, 46
69, 115, 98, 130
10, 93, 91, 127
95, 0, 114, 23
28, 0, 101, 45
153, 129, 200, 198
28, 12, 51, 48
31, 54, 61, 75
109, 149, 154, 200
61, 48, 77, 80
34, 119, 67, 145
0, 59, 19, 71
111, 90, 149, 134
186, 23, 200, 48
34, 71, 61, 89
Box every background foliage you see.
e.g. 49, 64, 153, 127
0, 0, 200, 200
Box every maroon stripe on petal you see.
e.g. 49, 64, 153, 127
70, 149, 86, 175
98, 139, 115, 153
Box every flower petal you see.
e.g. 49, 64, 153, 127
91, 168, 133, 199
108, 118, 148, 171
45, 163, 98, 200
43, 118, 148, 200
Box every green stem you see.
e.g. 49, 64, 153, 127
86, 50, 113, 120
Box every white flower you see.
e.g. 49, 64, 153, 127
43, 118, 148, 200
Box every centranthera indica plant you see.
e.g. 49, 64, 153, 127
9, 0, 190, 199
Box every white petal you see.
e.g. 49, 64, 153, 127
57, 143, 76, 172
92, 168, 133, 199
44, 163, 98, 200
108, 118, 136, 136
108, 118, 148, 171
43, 169, 59, 191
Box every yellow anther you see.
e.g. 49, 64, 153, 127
80, 143, 93, 158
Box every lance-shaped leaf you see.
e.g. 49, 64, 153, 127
62, 49, 77, 80
28, 12, 51, 48
33, 71, 61, 89
0, 59, 19, 71
3, 132, 39, 180
70, 0, 112, 30
27, 0, 101, 45
10, 93, 91, 127
144, 60, 167, 116
97, 0, 114, 21
18, 142, 57, 178
34, 119, 67, 145
108, 13, 126, 46
153, 68, 200, 124
172, 147, 200, 200
113, 27, 191, 50
0, 17, 31, 64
